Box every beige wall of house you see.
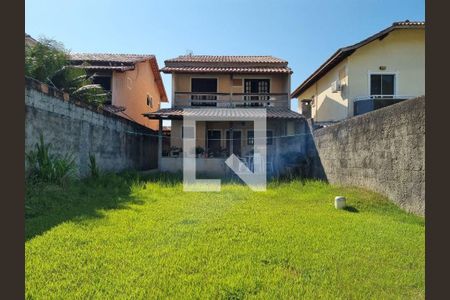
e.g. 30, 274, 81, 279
297, 28, 425, 122
172, 73, 290, 107
112, 61, 163, 130
347, 28, 425, 116
298, 59, 349, 122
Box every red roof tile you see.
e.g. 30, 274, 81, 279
165, 55, 287, 64
163, 55, 291, 74
161, 66, 292, 74
69, 53, 155, 64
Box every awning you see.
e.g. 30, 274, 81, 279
143, 108, 305, 120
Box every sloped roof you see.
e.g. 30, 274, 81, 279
143, 107, 304, 120
25, 33, 38, 46
162, 55, 292, 74
165, 55, 287, 64
69, 53, 168, 102
69, 53, 155, 64
291, 21, 425, 98
161, 66, 292, 74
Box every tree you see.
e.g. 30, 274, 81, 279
25, 37, 107, 106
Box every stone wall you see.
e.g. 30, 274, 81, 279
25, 78, 158, 176
310, 97, 425, 215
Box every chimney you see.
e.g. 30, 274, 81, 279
300, 99, 313, 119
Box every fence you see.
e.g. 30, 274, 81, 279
309, 96, 425, 215
25, 78, 158, 177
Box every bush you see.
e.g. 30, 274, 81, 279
88, 154, 100, 179
26, 134, 76, 186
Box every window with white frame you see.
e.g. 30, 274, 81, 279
370, 74, 395, 97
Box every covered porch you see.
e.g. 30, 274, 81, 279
144, 108, 309, 177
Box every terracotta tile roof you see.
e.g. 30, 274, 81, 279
143, 108, 304, 120
291, 20, 425, 98
392, 21, 425, 26
162, 55, 292, 74
69, 53, 155, 64
165, 55, 287, 64
71, 65, 135, 71
161, 66, 292, 74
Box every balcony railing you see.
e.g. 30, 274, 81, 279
354, 95, 415, 116
174, 92, 290, 108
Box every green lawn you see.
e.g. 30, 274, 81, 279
25, 173, 425, 299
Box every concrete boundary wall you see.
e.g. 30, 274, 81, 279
25, 78, 158, 176
311, 97, 425, 215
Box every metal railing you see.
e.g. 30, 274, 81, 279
354, 95, 415, 101
354, 95, 415, 116
173, 92, 290, 108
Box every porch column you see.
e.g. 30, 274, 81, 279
158, 119, 162, 170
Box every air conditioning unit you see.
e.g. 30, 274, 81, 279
331, 80, 341, 93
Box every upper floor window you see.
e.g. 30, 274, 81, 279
370, 74, 395, 97
244, 79, 270, 94
244, 79, 270, 104
191, 78, 217, 105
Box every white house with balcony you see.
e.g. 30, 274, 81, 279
291, 20, 425, 123
144, 55, 309, 177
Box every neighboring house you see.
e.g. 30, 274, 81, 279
291, 21, 425, 123
25, 33, 38, 47
144, 55, 308, 176
69, 53, 168, 130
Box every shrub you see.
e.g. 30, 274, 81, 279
88, 153, 100, 179
26, 134, 76, 186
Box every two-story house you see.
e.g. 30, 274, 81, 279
291, 21, 425, 124
69, 53, 168, 130
144, 55, 308, 176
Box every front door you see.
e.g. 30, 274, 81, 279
226, 130, 242, 157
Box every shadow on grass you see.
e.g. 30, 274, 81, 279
343, 206, 359, 213
25, 172, 145, 241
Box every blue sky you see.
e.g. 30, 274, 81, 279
25, 0, 424, 111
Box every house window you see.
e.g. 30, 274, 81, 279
207, 130, 221, 155
247, 130, 273, 145
370, 74, 395, 97
247, 130, 254, 145
146, 95, 153, 108
244, 79, 270, 103
191, 78, 218, 105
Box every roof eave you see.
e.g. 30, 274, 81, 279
290, 49, 352, 98
290, 22, 425, 98
148, 57, 169, 102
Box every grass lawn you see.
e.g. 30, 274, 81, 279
25, 173, 424, 299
